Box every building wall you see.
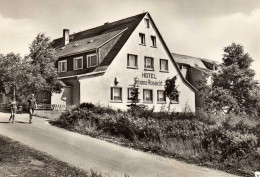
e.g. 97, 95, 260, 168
61, 78, 80, 105
51, 86, 72, 105
78, 14, 195, 112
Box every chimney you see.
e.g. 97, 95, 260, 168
63, 29, 70, 45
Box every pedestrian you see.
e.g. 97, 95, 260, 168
9, 97, 17, 123
28, 93, 37, 124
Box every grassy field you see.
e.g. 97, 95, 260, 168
0, 134, 102, 177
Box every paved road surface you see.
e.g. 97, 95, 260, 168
0, 112, 239, 177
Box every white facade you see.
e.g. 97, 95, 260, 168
76, 14, 196, 112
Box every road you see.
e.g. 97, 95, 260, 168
0, 112, 238, 177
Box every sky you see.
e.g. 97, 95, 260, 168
0, 0, 260, 80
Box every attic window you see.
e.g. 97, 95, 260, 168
145, 18, 149, 28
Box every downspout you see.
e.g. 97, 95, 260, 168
77, 76, 80, 105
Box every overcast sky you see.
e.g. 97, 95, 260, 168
1, 0, 260, 80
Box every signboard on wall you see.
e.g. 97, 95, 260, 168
135, 72, 163, 86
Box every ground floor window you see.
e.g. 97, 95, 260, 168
157, 90, 166, 102
171, 95, 179, 104
111, 87, 122, 101
143, 89, 153, 103
128, 88, 139, 102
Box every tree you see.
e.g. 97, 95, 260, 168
202, 43, 260, 116
0, 33, 62, 101
25, 33, 62, 95
0, 53, 25, 100
127, 77, 140, 108
164, 76, 179, 111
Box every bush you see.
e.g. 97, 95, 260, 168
51, 102, 260, 176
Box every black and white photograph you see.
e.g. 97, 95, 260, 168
0, 0, 259, 176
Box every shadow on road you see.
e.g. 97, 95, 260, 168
0, 122, 10, 124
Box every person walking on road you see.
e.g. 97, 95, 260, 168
9, 97, 17, 123
28, 94, 37, 124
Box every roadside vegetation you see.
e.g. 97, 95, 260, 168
51, 103, 260, 177
0, 134, 103, 177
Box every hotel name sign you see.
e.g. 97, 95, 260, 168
136, 72, 163, 86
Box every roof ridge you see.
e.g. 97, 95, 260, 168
53, 12, 147, 42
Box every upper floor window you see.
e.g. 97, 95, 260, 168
127, 54, 138, 68
139, 33, 145, 45
144, 18, 149, 28
160, 59, 168, 72
87, 54, 98, 68
157, 90, 166, 102
144, 57, 154, 70
111, 87, 122, 101
151, 36, 156, 47
58, 60, 67, 72
73, 56, 83, 70
143, 89, 153, 103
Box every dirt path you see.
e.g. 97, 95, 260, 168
0, 112, 239, 177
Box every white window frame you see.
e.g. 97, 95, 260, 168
73, 56, 83, 70
151, 36, 156, 47
157, 90, 166, 103
160, 59, 168, 72
144, 57, 154, 70
127, 54, 138, 69
58, 60, 67, 72
143, 89, 153, 103
111, 87, 122, 101
87, 54, 98, 68
139, 33, 146, 45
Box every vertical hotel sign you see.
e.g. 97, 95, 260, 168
136, 72, 163, 86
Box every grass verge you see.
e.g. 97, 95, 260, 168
0, 134, 102, 177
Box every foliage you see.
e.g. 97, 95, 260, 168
0, 33, 62, 100
164, 76, 179, 111
201, 43, 260, 116
51, 103, 260, 176
127, 77, 140, 108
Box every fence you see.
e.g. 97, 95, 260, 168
34, 103, 77, 120
36, 103, 77, 111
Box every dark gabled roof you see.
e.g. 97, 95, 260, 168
171, 53, 219, 70
53, 12, 147, 62
56, 29, 126, 58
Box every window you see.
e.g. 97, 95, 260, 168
179, 64, 182, 70
160, 59, 168, 72
145, 18, 149, 28
87, 54, 98, 68
127, 54, 138, 68
128, 88, 139, 101
43, 91, 49, 100
143, 89, 153, 102
73, 57, 83, 70
157, 90, 166, 102
111, 87, 122, 101
189, 68, 192, 74
139, 33, 145, 45
151, 36, 156, 47
171, 95, 179, 104
144, 57, 154, 70
58, 60, 67, 72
